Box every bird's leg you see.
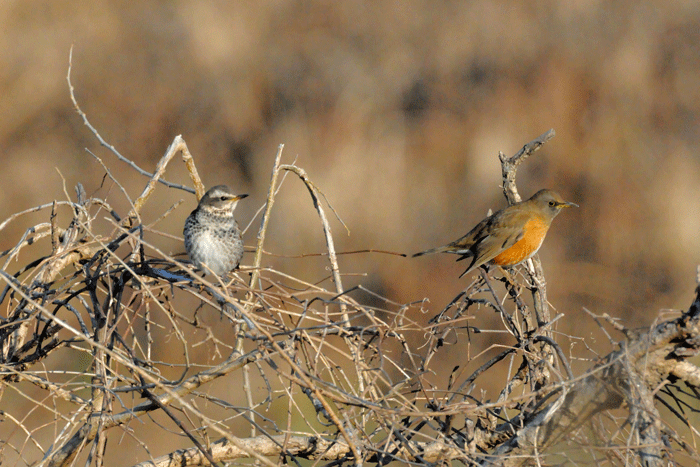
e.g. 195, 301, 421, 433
213, 273, 229, 289
497, 266, 517, 286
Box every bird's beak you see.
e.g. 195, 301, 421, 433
230, 194, 249, 202
560, 201, 578, 208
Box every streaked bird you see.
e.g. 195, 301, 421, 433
183, 185, 248, 276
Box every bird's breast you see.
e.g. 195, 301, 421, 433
491, 217, 549, 267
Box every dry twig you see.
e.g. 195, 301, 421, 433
2, 68, 699, 467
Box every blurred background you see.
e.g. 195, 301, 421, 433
2, 0, 700, 463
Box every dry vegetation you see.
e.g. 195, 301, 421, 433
3, 2, 700, 466
2, 81, 700, 465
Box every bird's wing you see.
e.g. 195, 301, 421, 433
414, 215, 491, 258
457, 208, 529, 276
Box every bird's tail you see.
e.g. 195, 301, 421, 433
412, 246, 447, 257
413, 245, 472, 258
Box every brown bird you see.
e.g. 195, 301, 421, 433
183, 185, 248, 276
413, 189, 577, 277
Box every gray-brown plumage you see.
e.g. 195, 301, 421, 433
183, 185, 248, 276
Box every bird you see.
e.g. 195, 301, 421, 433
183, 185, 248, 276
413, 189, 577, 277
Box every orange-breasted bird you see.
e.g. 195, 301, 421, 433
413, 189, 578, 277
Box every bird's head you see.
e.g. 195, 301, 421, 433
199, 185, 248, 213
529, 189, 578, 218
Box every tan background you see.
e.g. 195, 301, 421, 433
1, 1, 700, 464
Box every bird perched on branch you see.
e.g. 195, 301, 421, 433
413, 189, 577, 277
184, 185, 248, 276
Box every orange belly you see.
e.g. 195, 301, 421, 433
491, 219, 549, 267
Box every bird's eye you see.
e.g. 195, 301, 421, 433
549, 201, 556, 207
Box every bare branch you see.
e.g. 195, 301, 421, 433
3, 92, 698, 467
67, 47, 193, 195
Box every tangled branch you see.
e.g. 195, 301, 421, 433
1, 59, 700, 467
